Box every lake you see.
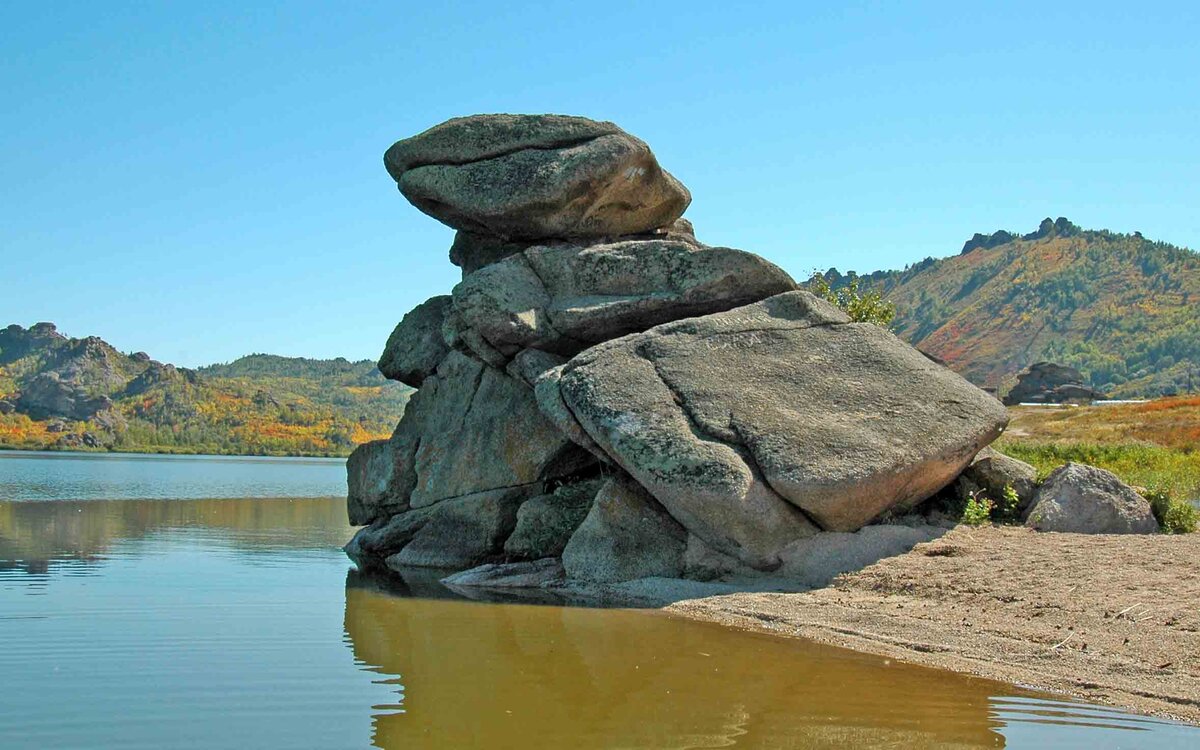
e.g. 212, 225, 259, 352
1, 450, 1196, 748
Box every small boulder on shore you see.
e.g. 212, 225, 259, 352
956, 447, 1039, 513
1024, 463, 1159, 534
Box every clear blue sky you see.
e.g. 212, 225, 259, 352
3, 2, 1198, 367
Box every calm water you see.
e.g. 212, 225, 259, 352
1, 452, 1197, 748
0, 450, 348, 501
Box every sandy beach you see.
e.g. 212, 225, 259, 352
664, 526, 1200, 725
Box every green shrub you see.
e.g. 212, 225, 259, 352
1162, 502, 1199, 534
1146, 486, 1199, 534
992, 484, 1021, 523
962, 492, 993, 526
807, 274, 896, 328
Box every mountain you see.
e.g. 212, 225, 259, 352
825, 218, 1200, 398
0, 324, 409, 456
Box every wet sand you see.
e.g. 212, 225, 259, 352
663, 526, 1200, 725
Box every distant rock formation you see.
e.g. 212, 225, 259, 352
1003, 361, 1106, 405
0, 324, 409, 454
347, 114, 1011, 586
960, 217, 1081, 255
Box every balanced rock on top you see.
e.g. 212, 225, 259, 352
383, 114, 691, 240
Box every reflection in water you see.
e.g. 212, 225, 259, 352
0, 496, 351, 583
345, 568, 1013, 749
2, 487, 1196, 749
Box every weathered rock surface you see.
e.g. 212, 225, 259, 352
385, 114, 690, 240
346, 348, 592, 525
504, 348, 567, 387
956, 447, 1039, 513
449, 231, 530, 275
682, 534, 750, 582
344, 507, 433, 568
347, 438, 399, 526
452, 238, 796, 359
345, 484, 532, 570
440, 306, 509, 368
533, 365, 608, 461
407, 351, 590, 508
504, 478, 602, 559
547, 292, 1008, 566
1024, 463, 1159, 534
387, 486, 531, 569
1003, 361, 1105, 405
562, 475, 686, 582
378, 296, 452, 387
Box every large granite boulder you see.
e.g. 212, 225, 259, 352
561, 475, 686, 582
1024, 463, 1159, 534
544, 292, 1008, 567
384, 115, 690, 239
347, 438, 399, 526
378, 296, 453, 387
452, 238, 796, 359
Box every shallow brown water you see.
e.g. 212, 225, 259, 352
1, 452, 1196, 748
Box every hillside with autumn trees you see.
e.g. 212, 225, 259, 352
0, 323, 409, 456
825, 218, 1200, 398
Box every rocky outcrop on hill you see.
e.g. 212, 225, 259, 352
1003, 362, 1106, 405
346, 114, 1013, 587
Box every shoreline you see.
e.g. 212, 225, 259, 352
0, 447, 348, 461
647, 526, 1200, 726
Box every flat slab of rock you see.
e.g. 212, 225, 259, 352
385, 114, 690, 240
546, 292, 1008, 567
1024, 462, 1159, 534
378, 295, 452, 387
561, 475, 686, 583
441, 558, 565, 589
452, 238, 796, 358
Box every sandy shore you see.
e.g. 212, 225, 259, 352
662, 526, 1200, 725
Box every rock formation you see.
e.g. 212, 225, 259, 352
1003, 362, 1105, 405
347, 114, 1012, 586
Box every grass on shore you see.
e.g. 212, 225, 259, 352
995, 440, 1200, 504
